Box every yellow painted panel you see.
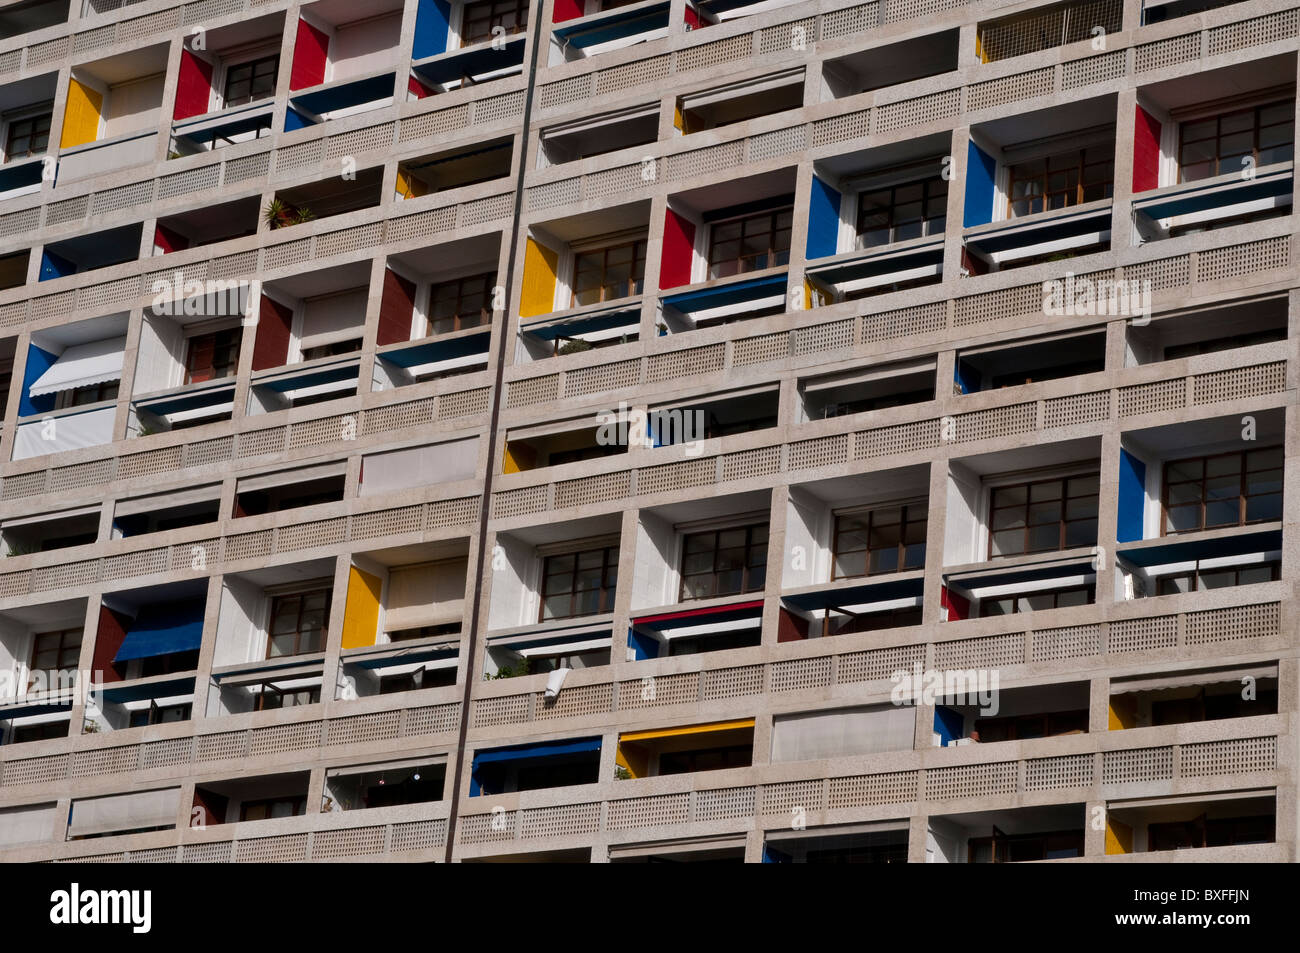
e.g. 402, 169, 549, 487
673, 105, 683, 131
615, 744, 648, 779
60, 78, 103, 149
341, 566, 382, 650
975, 35, 988, 64
520, 237, 559, 318
396, 168, 427, 200
1105, 816, 1132, 855
1108, 696, 1136, 730
619, 718, 755, 744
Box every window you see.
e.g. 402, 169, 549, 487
979, 584, 1094, 616
822, 604, 922, 637
461, 0, 529, 47
4, 112, 50, 162
252, 683, 321, 711
974, 709, 1088, 742
571, 240, 647, 307
989, 474, 1099, 557
1156, 561, 1280, 596
429, 272, 493, 334
223, 54, 279, 107
266, 588, 331, 658
11, 721, 67, 744
707, 207, 793, 279
1162, 447, 1283, 535
128, 702, 192, 728
184, 327, 242, 384
856, 176, 947, 248
1007, 145, 1114, 217
832, 503, 927, 579
239, 795, 306, 821
679, 523, 768, 601
54, 380, 119, 410
1179, 100, 1295, 182
968, 830, 1083, 862
300, 338, 363, 362
28, 628, 82, 692
657, 745, 752, 775
539, 545, 619, 621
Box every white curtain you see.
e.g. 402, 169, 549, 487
0, 803, 57, 849
299, 288, 367, 350
385, 559, 467, 631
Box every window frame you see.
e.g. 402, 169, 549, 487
986, 472, 1100, 559
264, 585, 333, 659
1177, 98, 1295, 183
570, 238, 648, 308
854, 173, 949, 249
706, 206, 794, 280
538, 543, 620, 623
221, 52, 280, 109
677, 521, 769, 602
1006, 144, 1115, 218
27, 627, 83, 692
1160, 445, 1284, 536
831, 500, 928, 581
2, 107, 52, 164
184, 322, 243, 385
459, 0, 530, 48
428, 270, 494, 335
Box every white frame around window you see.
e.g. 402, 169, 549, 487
212, 42, 286, 113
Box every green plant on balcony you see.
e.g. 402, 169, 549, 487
557, 338, 592, 355
263, 198, 317, 230
484, 658, 532, 680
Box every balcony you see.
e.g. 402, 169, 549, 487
929, 804, 1087, 862
1108, 662, 1278, 731
615, 718, 754, 779
1105, 793, 1276, 856
57, 45, 168, 183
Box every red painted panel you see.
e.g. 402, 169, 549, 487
290, 17, 330, 91
553, 0, 585, 23
659, 208, 696, 290
153, 224, 189, 255
1132, 105, 1162, 193
777, 607, 809, 642
684, 5, 701, 29
251, 294, 293, 371
92, 606, 129, 683
408, 75, 433, 99
941, 586, 969, 622
377, 268, 417, 346
173, 48, 213, 120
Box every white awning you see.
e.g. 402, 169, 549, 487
0, 803, 57, 850
29, 337, 126, 398
237, 460, 347, 495
67, 788, 179, 838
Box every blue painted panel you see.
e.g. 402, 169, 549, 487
962, 140, 997, 228
955, 362, 981, 395
39, 249, 74, 281
806, 176, 842, 260
413, 0, 452, 59
19, 344, 58, 416
1118, 449, 1148, 543
934, 706, 964, 747
284, 107, 315, 131
628, 628, 660, 661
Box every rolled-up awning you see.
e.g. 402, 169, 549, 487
67, 788, 179, 839
113, 601, 204, 663
1111, 663, 1278, 695
28, 337, 126, 398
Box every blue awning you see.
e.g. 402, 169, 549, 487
113, 601, 204, 662
781, 577, 924, 612
966, 207, 1111, 254
472, 736, 602, 766
0, 158, 44, 193
100, 677, 196, 704
378, 330, 490, 368
1134, 169, 1292, 221
0, 702, 71, 721
290, 71, 396, 116
662, 273, 787, 313
135, 382, 236, 416
255, 362, 358, 393
807, 243, 944, 285
554, 2, 669, 48
523, 306, 640, 341
350, 645, 459, 670
1118, 528, 1282, 569
412, 36, 526, 86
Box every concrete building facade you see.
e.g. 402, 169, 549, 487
0, 0, 1294, 862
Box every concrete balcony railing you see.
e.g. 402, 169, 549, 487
452, 721, 1280, 856
467, 597, 1283, 734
